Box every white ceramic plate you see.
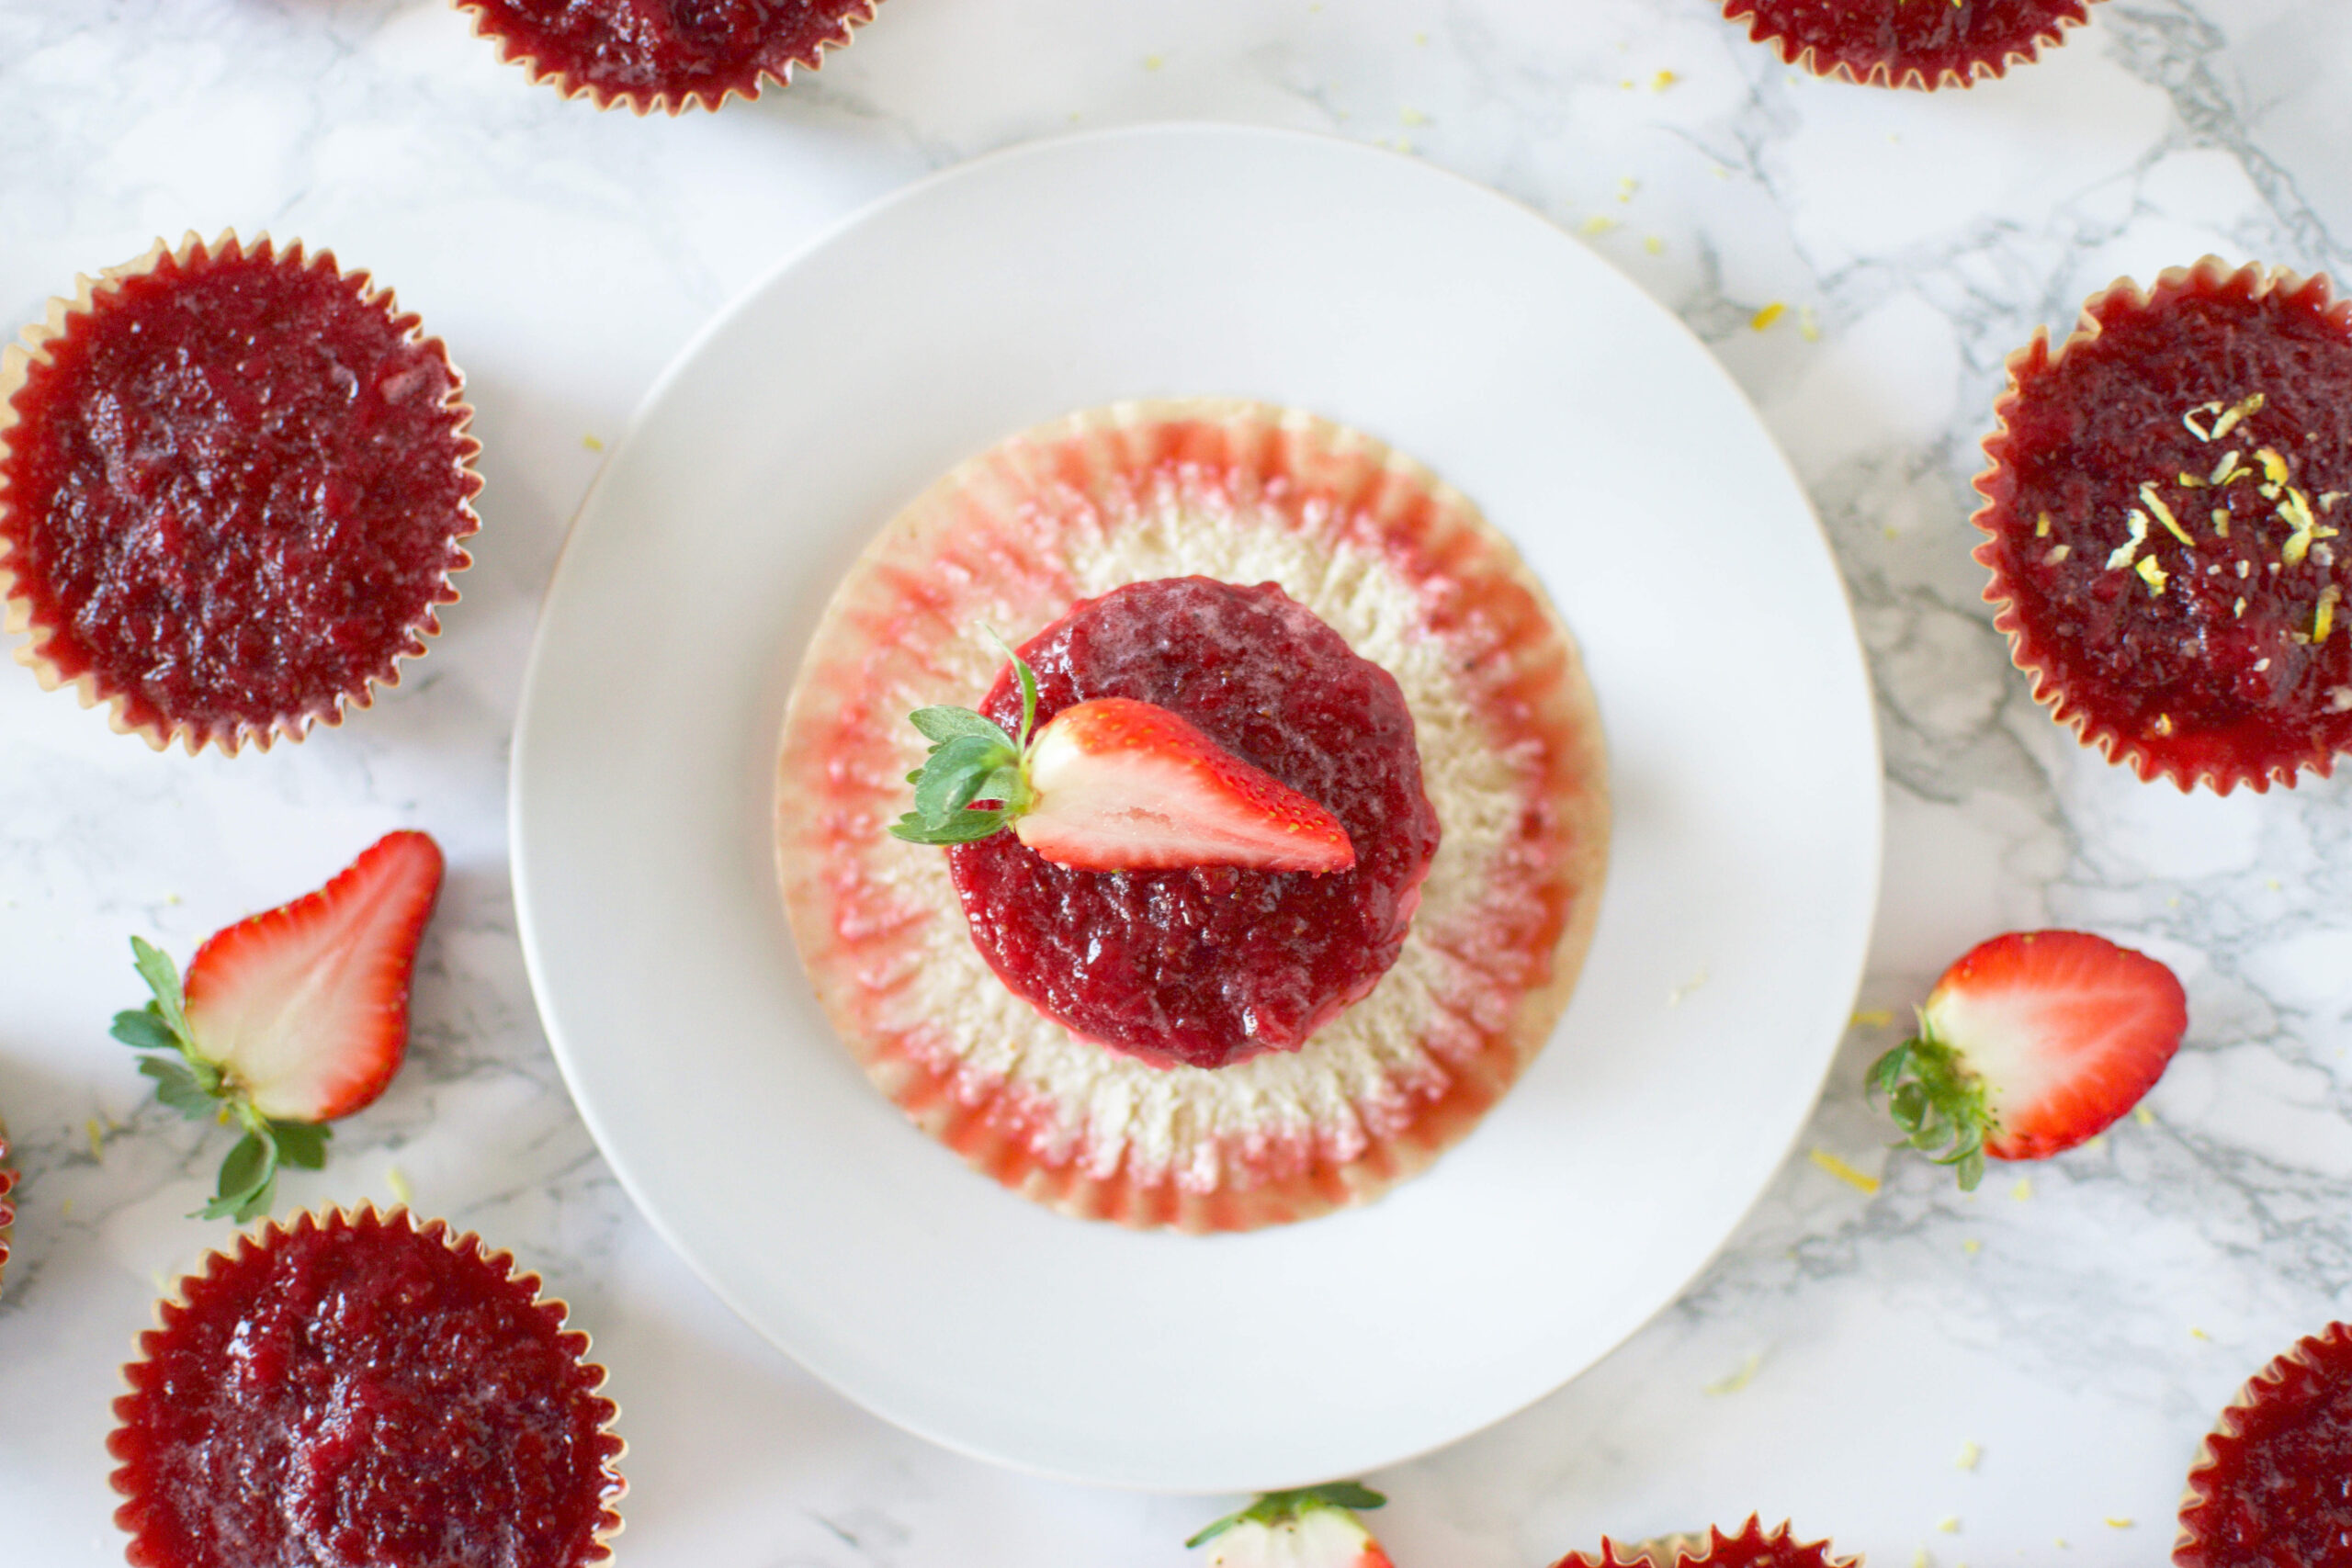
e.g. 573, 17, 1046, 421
512, 124, 1881, 1493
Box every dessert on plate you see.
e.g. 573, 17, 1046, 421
1551, 1518, 1860, 1568
0, 232, 480, 755
2176, 1320, 2352, 1567
457, 0, 882, 113
1975, 259, 2352, 792
775, 400, 1610, 1232
109, 1205, 624, 1568
1720, 0, 2102, 90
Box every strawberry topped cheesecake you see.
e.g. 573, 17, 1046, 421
1721, 0, 2102, 90
775, 400, 1609, 1232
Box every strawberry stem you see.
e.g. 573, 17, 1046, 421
1867, 1026, 1991, 1191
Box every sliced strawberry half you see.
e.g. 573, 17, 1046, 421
1870, 929, 2187, 1189
111, 829, 444, 1222
888, 647, 1354, 874
1188, 1484, 1396, 1568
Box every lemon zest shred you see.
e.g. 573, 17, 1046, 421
2141, 482, 2192, 545
2256, 446, 2290, 485
1751, 301, 1787, 332
1810, 1146, 1880, 1194
2212, 390, 2266, 440
2136, 555, 2168, 595
2035, 513, 2052, 537
1703, 1351, 1764, 1395
2108, 509, 2150, 570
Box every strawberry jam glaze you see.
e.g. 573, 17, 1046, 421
2178, 1321, 2352, 1567
1975, 262, 2352, 792
1721, 0, 2097, 89
110, 1208, 622, 1568
0, 236, 477, 752
459, 0, 878, 110
0, 1127, 15, 1293
775, 401, 1609, 1231
1553, 1518, 1858, 1568
951, 578, 1441, 1071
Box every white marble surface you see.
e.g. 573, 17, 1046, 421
4, 1, 2350, 1563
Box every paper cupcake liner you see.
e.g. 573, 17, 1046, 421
109, 1204, 624, 1568
1973, 258, 2352, 794
1722, 0, 2099, 91
0, 231, 481, 755
0, 1118, 16, 1297
1552, 1518, 1860, 1568
775, 398, 1610, 1233
456, 0, 881, 115
2176, 1320, 2352, 1567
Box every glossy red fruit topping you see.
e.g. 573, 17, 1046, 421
1870, 930, 2187, 1187
1189, 1484, 1395, 1568
112, 830, 445, 1220
460, 0, 879, 111
1722, 0, 2096, 89
0, 234, 478, 751
109, 1207, 623, 1568
1552, 1517, 1858, 1568
945, 578, 1441, 1070
1976, 262, 2352, 792
2179, 1321, 2352, 1568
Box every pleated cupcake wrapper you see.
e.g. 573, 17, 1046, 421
2175, 1320, 2352, 1567
1721, 0, 2100, 91
1551, 1517, 1860, 1568
0, 1118, 16, 1297
456, 0, 880, 115
774, 398, 1610, 1234
1971, 256, 2352, 795
109, 1203, 625, 1564
0, 230, 481, 756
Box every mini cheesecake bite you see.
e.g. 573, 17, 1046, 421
109, 1206, 623, 1568
458, 0, 880, 112
0, 232, 479, 754
1722, 0, 2100, 89
1976, 260, 2352, 791
775, 400, 1609, 1232
2177, 1321, 2352, 1567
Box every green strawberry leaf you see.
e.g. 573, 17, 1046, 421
1186, 1483, 1387, 1548
269, 1120, 331, 1171
198, 1128, 278, 1222
111, 1006, 179, 1053
913, 732, 1019, 827
910, 706, 1011, 745
888, 807, 1011, 845
139, 1055, 220, 1120
1867, 1033, 1990, 1192
130, 935, 193, 1043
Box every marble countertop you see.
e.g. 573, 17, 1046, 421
6, 2, 2352, 1563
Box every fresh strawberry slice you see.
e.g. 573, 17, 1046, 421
111, 829, 444, 1222
1870, 929, 2187, 1189
888, 646, 1354, 874
1188, 1484, 1396, 1568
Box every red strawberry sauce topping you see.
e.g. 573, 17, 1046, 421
1724, 0, 2092, 86
110, 1209, 621, 1568
2179, 1322, 2352, 1567
1977, 267, 2352, 789
462, 0, 875, 106
949, 577, 1441, 1071
0, 239, 476, 748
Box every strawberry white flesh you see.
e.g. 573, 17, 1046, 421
1013, 697, 1355, 874
1201, 1509, 1396, 1568
183, 829, 445, 1122
1919, 929, 2185, 1160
